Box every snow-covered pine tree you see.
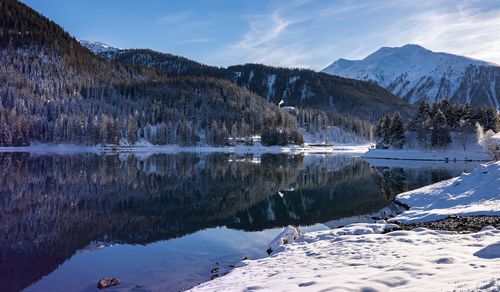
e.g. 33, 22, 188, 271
389, 112, 405, 149
408, 101, 431, 147
127, 116, 138, 145
431, 109, 451, 148
440, 99, 459, 129
381, 115, 392, 147
479, 107, 500, 132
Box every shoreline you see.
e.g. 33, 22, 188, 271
0, 144, 494, 163
0, 143, 373, 155
190, 161, 500, 291
362, 148, 491, 161
394, 215, 500, 233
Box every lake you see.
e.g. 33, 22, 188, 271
0, 152, 480, 291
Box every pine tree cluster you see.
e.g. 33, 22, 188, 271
374, 112, 405, 149
375, 99, 500, 149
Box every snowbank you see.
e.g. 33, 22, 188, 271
393, 162, 500, 223
190, 224, 500, 291
363, 148, 491, 161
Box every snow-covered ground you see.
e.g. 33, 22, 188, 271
362, 148, 491, 161
191, 223, 500, 292
393, 162, 500, 223
191, 161, 500, 291
0, 143, 372, 155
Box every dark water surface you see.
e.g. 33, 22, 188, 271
0, 153, 480, 291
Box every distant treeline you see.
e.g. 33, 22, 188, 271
375, 100, 500, 149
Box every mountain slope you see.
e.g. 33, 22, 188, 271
0, 0, 300, 146
88, 46, 413, 122
79, 40, 120, 55
323, 44, 500, 108
226, 63, 412, 121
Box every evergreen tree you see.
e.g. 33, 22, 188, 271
431, 109, 451, 148
381, 115, 392, 147
127, 117, 138, 145
111, 118, 121, 145
479, 107, 500, 132
409, 101, 432, 147
441, 99, 459, 128
389, 112, 405, 149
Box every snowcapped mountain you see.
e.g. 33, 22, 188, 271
80, 40, 121, 55
323, 44, 500, 108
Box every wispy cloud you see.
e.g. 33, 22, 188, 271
208, 0, 500, 70
174, 38, 214, 45
226, 11, 304, 67
156, 11, 192, 24
404, 7, 500, 65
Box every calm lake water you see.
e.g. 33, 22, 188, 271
0, 152, 480, 292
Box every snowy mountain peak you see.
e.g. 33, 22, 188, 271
322, 44, 499, 107
80, 40, 120, 55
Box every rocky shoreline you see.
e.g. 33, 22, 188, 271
393, 215, 500, 233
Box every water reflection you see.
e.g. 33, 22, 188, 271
0, 153, 479, 291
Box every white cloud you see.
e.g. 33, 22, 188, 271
157, 11, 192, 24
404, 8, 500, 65
208, 0, 500, 70
174, 38, 213, 45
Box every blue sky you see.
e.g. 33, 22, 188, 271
21, 0, 500, 70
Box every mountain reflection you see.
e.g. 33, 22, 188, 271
0, 153, 469, 291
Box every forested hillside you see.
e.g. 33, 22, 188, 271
97, 47, 413, 122
0, 0, 300, 146
88, 45, 417, 141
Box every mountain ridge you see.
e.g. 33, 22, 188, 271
81, 41, 413, 122
322, 44, 500, 108
0, 0, 301, 147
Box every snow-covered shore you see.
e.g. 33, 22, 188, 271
393, 162, 500, 223
362, 148, 491, 161
0, 143, 372, 155
191, 162, 500, 291
191, 223, 500, 291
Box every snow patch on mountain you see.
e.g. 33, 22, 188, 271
266, 74, 276, 101
80, 40, 121, 55
323, 44, 499, 107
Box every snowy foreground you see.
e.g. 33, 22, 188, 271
191, 224, 500, 291
191, 162, 500, 291
394, 162, 500, 223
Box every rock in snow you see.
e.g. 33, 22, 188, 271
97, 278, 120, 289
267, 225, 301, 255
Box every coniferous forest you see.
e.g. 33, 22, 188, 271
0, 0, 303, 147
0, 0, 417, 147
1, 0, 499, 148
375, 100, 500, 149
